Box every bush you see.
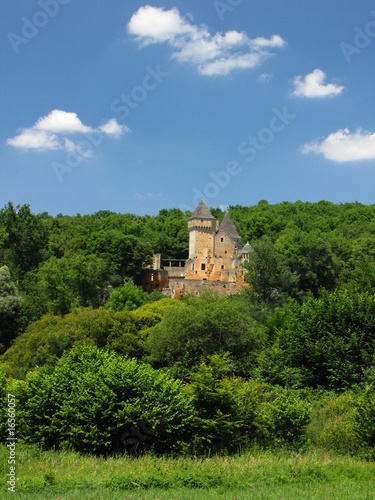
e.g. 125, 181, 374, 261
306, 392, 361, 455
145, 292, 266, 378
260, 289, 375, 390
255, 388, 312, 448
8, 345, 196, 455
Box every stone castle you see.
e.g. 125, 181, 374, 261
138, 199, 252, 297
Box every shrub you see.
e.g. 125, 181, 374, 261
9, 345, 196, 455
255, 388, 312, 448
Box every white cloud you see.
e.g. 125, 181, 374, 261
127, 5, 286, 76
302, 128, 375, 163
34, 109, 93, 133
99, 119, 130, 138
7, 111, 129, 154
63, 138, 94, 159
292, 69, 344, 98
252, 35, 286, 48
7, 129, 61, 150
128, 5, 194, 44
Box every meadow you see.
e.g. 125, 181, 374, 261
1, 444, 374, 499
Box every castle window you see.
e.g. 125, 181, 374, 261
221, 265, 224, 270
201, 263, 206, 271
221, 237, 223, 242
225, 250, 227, 254
191, 263, 194, 271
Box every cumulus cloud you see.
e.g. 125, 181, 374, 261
7, 110, 129, 154
99, 119, 130, 138
293, 69, 344, 98
34, 110, 93, 133
302, 128, 375, 163
7, 129, 61, 151
127, 5, 286, 76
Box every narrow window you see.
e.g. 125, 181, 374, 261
221, 237, 223, 242
221, 265, 224, 270
201, 263, 206, 271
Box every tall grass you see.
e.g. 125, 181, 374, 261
1, 444, 374, 499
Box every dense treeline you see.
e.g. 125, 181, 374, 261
0, 200, 374, 457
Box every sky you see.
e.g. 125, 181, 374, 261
1, 0, 375, 216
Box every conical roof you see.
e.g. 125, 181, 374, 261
189, 199, 216, 220
241, 242, 253, 253
219, 210, 242, 242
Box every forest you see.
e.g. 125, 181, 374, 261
0, 199, 374, 465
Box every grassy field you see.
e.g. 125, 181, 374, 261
1, 444, 374, 499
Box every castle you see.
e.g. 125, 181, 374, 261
138, 199, 252, 297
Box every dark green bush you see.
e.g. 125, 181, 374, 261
9, 344, 196, 455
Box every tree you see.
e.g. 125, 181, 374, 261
0, 202, 49, 280
88, 231, 153, 279
145, 292, 266, 378
0, 266, 23, 352
37, 252, 109, 315
244, 235, 298, 304
275, 230, 336, 295
260, 289, 375, 390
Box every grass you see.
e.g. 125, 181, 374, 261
1, 444, 374, 499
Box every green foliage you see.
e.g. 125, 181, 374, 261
37, 253, 110, 314
0, 266, 23, 351
188, 356, 266, 454
275, 230, 336, 296
1, 307, 139, 378
0, 202, 49, 280
87, 230, 153, 278
10, 344, 196, 455
354, 385, 375, 455
244, 235, 299, 304
260, 289, 375, 390
105, 280, 165, 311
254, 388, 312, 448
145, 293, 266, 377
1, 200, 375, 461
305, 390, 375, 457
1, 299, 182, 379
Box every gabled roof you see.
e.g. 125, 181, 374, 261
218, 210, 242, 242
189, 199, 216, 220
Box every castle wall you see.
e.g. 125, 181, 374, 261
169, 277, 242, 298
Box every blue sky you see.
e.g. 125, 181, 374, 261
1, 0, 375, 216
